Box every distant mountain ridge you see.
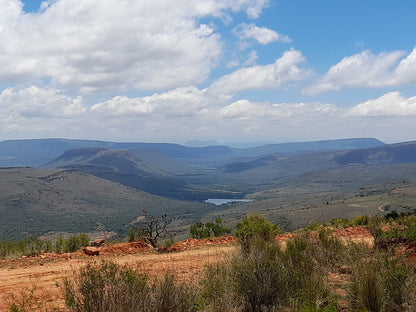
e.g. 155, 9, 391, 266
334, 141, 416, 165
0, 137, 385, 167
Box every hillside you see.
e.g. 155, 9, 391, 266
0, 167, 215, 240
334, 141, 416, 165
45, 148, 237, 200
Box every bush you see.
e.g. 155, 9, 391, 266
349, 250, 413, 312
230, 236, 335, 312
352, 215, 370, 226
64, 233, 90, 253
63, 260, 200, 312
64, 260, 151, 312
330, 218, 351, 228
151, 273, 199, 312
235, 214, 281, 252
189, 217, 231, 239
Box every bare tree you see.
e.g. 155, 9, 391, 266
129, 209, 169, 247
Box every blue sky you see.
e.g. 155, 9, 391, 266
1, 0, 416, 144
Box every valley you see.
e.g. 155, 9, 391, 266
1, 138, 416, 241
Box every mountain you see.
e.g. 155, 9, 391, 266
45, 148, 238, 200
0, 167, 214, 240
334, 141, 416, 165
0, 137, 385, 167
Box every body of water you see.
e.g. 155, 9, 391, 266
205, 198, 252, 205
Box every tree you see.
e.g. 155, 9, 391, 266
129, 209, 169, 247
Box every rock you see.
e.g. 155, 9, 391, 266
82, 247, 100, 256
91, 239, 105, 247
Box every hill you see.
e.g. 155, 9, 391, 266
0, 167, 215, 240
334, 141, 416, 165
45, 148, 238, 200
0, 137, 384, 167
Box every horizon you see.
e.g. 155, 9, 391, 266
1, 1, 416, 143
0, 136, 400, 148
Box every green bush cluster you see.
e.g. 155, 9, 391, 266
234, 214, 281, 252
349, 251, 412, 312
0, 233, 90, 259
189, 217, 231, 239
380, 213, 416, 242
63, 260, 199, 312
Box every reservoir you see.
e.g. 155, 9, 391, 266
205, 198, 252, 205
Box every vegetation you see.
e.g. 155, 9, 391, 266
235, 214, 281, 252
128, 209, 170, 247
6, 213, 416, 311
63, 260, 199, 312
189, 217, 231, 239
0, 233, 90, 259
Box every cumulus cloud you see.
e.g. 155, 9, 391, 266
305, 48, 416, 95
0, 0, 270, 93
233, 23, 291, 45
220, 99, 336, 120
395, 47, 416, 84
0, 86, 85, 119
92, 86, 210, 117
209, 48, 309, 96
348, 92, 416, 117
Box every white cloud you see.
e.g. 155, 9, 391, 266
348, 92, 416, 117
244, 50, 258, 66
395, 47, 416, 84
304, 50, 404, 95
209, 48, 309, 96
233, 23, 291, 45
0, 86, 85, 119
220, 99, 336, 121
305, 48, 416, 95
0, 0, 270, 93
92, 86, 210, 117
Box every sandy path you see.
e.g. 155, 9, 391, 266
0, 245, 236, 311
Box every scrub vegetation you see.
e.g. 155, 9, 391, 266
6, 213, 416, 312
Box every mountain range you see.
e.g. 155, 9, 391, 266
2, 137, 416, 240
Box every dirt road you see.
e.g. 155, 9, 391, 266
0, 244, 236, 311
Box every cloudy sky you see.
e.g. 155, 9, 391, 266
1, 0, 416, 145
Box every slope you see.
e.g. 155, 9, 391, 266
0, 167, 214, 240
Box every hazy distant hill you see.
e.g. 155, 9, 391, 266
45, 148, 238, 200
0, 138, 384, 167
0, 167, 214, 240
334, 141, 416, 165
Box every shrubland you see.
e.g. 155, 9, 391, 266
6, 213, 416, 312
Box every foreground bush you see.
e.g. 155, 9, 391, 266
349, 250, 414, 312
63, 260, 199, 312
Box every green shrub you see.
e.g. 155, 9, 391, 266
349, 250, 413, 312
352, 215, 370, 226
230, 235, 335, 312
64, 260, 150, 312
151, 273, 199, 312
235, 214, 281, 252
0, 237, 52, 259
330, 218, 351, 228
64, 261, 200, 312
200, 263, 236, 311
64, 233, 90, 253
189, 217, 231, 239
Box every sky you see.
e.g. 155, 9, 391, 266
1, 0, 416, 145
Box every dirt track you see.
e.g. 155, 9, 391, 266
0, 242, 237, 311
